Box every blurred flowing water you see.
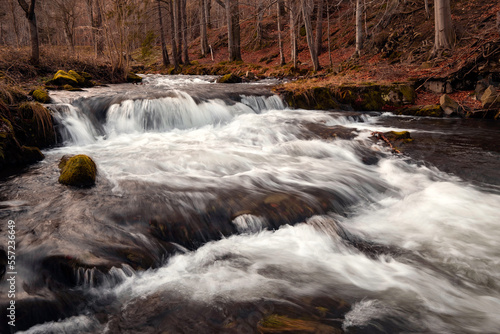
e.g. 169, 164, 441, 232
1, 75, 500, 333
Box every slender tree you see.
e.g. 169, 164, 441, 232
200, 0, 209, 56
17, 0, 39, 64
424, 0, 430, 19
277, 0, 285, 65
168, 0, 180, 70
433, 0, 454, 55
157, 0, 170, 66
225, 0, 241, 61
289, 0, 298, 68
355, 0, 363, 57
181, 0, 189, 63
301, 0, 319, 71
315, 0, 324, 57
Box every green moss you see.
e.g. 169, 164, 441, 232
68, 70, 85, 85
32, 89, 51, 103
361, 89, 384, 111
51, 70, 79, 86
58, 154, 97, 187
62, 84, 83, 91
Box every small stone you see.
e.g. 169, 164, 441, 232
440, 94, 460, 116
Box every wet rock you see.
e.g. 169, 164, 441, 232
440, 94, 460, 116
217, 73, 242, 83
1, 116, 44, 171
58, 154, 97, 187
480, 86, 500, 109
466, 109, 500, 120
126, 72, 143, 83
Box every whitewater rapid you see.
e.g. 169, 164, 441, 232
7, 75, 500, 333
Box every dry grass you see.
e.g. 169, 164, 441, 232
19, 102, 54, 143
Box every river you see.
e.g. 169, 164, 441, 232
1, 75, 499, 333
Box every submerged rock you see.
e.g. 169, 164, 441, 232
58, 154, 97, 187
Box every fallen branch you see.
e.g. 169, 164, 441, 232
371, 131, 401, 154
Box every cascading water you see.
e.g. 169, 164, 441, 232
1, 75, 500, 334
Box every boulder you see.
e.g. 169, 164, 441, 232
440, 94, 460, 116
50, 70, 79, 86
58, 154, 97, 187
480, 86, 500, 108
32, 89, 51, 103
475, 79, 489, 100
423, 80, 452, 94
217, 73, 242, 84
68, 70, 85, 86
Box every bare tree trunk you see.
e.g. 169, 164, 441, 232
158, 0, 170, 66
255, 0, 264, 48
433, 0, 454, 55
289, 0, 298, 68
206, 0, 212, 28
94, 0, 104, 56
168, 0, 180, 70
315, 0, 324, 56
277, 0, 285, 65
9, 0, 20, 48
424, 0, 430, 19
200, 0, 209, 56
355, 0, 363, 56
301, 0, 319, 71
225, 0, 241, 61
18, 0, 39, 64
174, 0, 183, 63
181, 0, 189, 63
327, 1, 332, 66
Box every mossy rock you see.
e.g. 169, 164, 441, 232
58, 154, 97, 187
21, 145, 44, 163
32, 89, 51, 103
399, 84, 416, 104
50, 70, 79, 86
126, 72, 143, 83
68, 70, 85, 85
217, 73, 242, 83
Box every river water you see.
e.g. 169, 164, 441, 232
1, 75, 500, 333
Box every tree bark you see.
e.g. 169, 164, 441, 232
168, 0, 180, 70
225, 0, 241, 61
9, 0, 20, 48
355, 0, 363, 56
174, 0, 183, 63
277, 0, 285, 65
424, 0, 430, 19
289, 0, 298, 68
157, 0, 170, 66
315, 0, 324, 57
433, 0, 454, 55
200, 0, 209, 56
206, 0, 212, 28
181, 0, 189, 63
17, 0, 39, 64
301, 0, 319, 71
